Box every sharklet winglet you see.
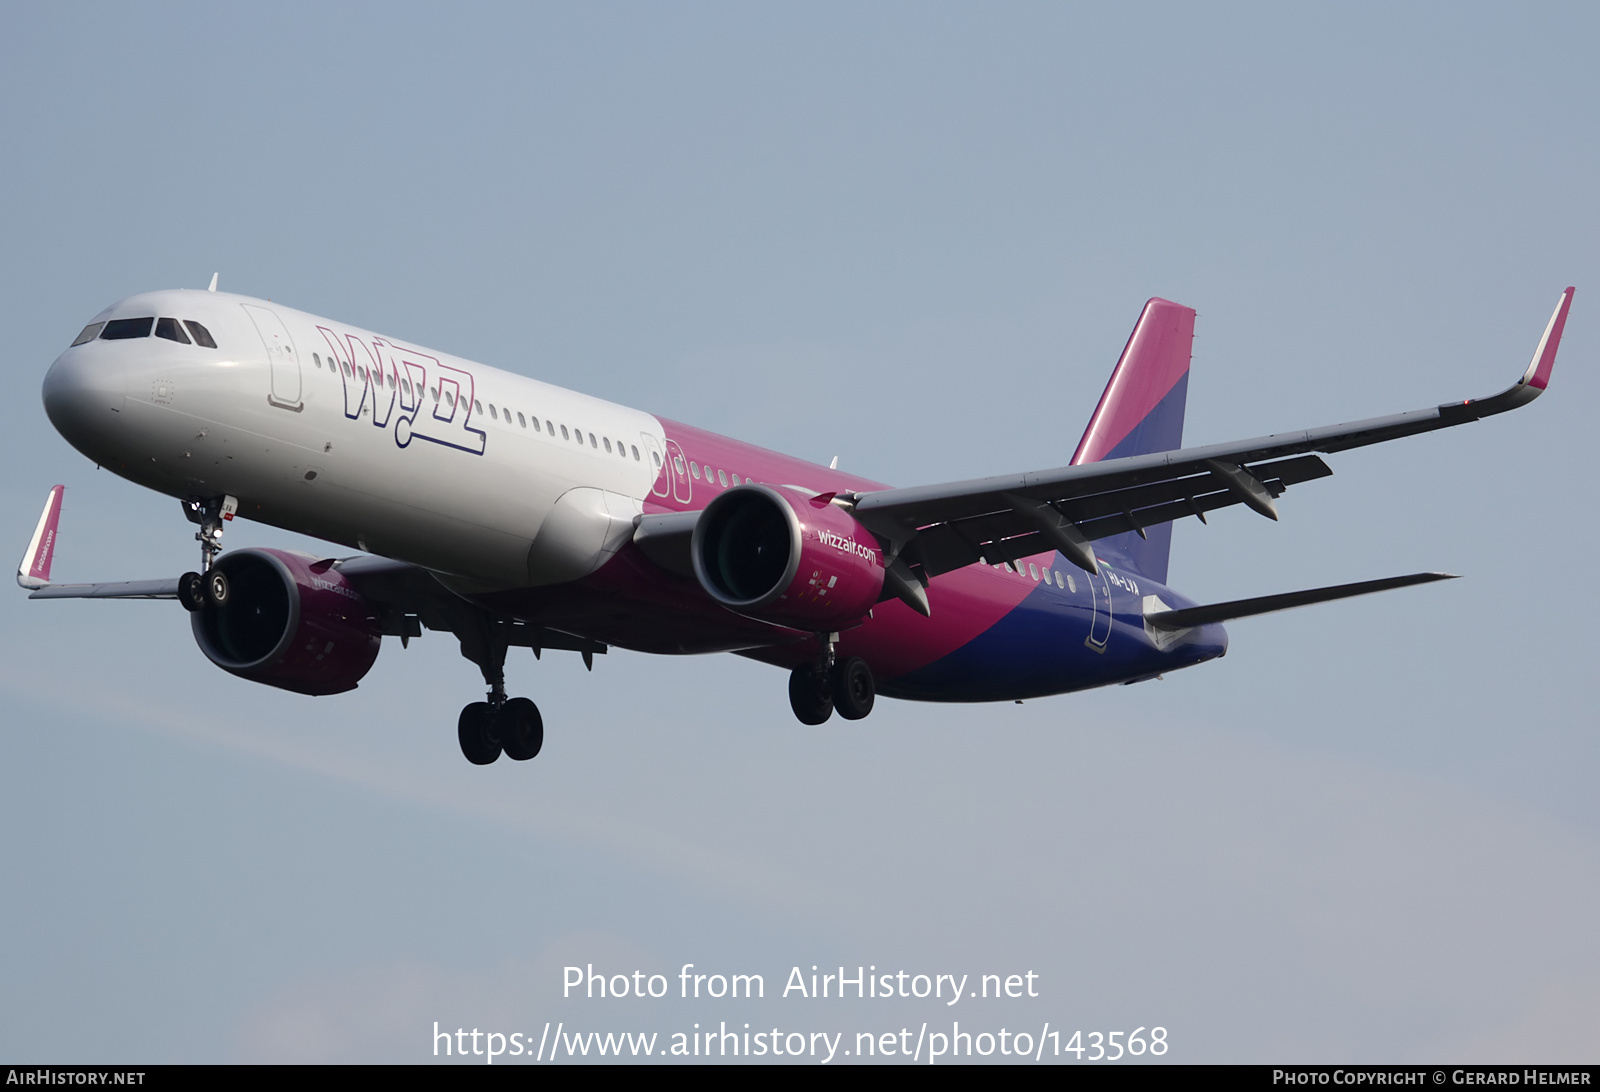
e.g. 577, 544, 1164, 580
17, 485, 64, 589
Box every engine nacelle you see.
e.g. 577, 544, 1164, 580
191, 548, 381, 696
691, 484, 885, 630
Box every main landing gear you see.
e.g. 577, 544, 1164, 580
458, 697, 544, 765
788, 643, 876, 725
455, 614, 544, 765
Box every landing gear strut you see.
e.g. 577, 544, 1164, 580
455, 615, 544, 765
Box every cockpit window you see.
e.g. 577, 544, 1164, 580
70, 322, 106, 346
184, 320, 218, 348
100, 317, 154, 340
155, 317, 191, 344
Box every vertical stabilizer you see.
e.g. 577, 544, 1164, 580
1070, 299, 1195, 583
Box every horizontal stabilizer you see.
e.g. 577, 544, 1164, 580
29, 579, 180, 600
1144, 571, 1457, 630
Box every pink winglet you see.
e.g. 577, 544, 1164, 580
1523, 287, 1575, 392
18, 485, 64, 589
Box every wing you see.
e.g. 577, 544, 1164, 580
29, 579, 180, 599
18, 509, 607, 663
849, 288, 1574, 579
330, 555, 607, 661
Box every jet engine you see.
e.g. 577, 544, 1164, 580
691, 484, 885, 630
191, 548, 381, 695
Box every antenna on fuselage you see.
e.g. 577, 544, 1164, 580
207, 272, 218, 292
829, 456, 839, 470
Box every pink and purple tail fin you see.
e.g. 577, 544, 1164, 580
1071, 298, 1196, 584
17, 485, 64, 589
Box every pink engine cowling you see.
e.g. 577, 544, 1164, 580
190, 548, 381, 695
691, 484, 885, 631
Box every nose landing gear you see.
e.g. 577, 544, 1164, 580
177, 495, 237, 613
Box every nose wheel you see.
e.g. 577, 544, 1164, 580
178, 568, 231, 613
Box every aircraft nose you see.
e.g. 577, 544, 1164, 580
43, 347, 126, 458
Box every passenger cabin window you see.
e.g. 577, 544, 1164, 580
155, 317, 190, 344
100, 317, 154, 340
184, 321, 217, 348
71, 322, 105, 346
633, 445, 640, 461
474, 399, 483, 415
518, 412, 526, 427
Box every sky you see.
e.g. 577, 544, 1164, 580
1, 2, 1597, 1064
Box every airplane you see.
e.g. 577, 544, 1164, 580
18, 281, 1574, 765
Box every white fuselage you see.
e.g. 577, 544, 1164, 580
46, 289, 668, 588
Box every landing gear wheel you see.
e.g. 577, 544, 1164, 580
178, 571, 205, 613
457, 701, 501, 765
831, 656, 875, 721
498, 697, 544, 761
203, 568, 230, 610
788, 666, 834, 725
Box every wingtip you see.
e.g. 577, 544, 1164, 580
1523, 286, 1574, 392
1452, 289, 1575, 419
17, 484, 64, 589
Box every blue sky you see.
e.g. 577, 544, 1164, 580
1, 3, 1597, 1062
